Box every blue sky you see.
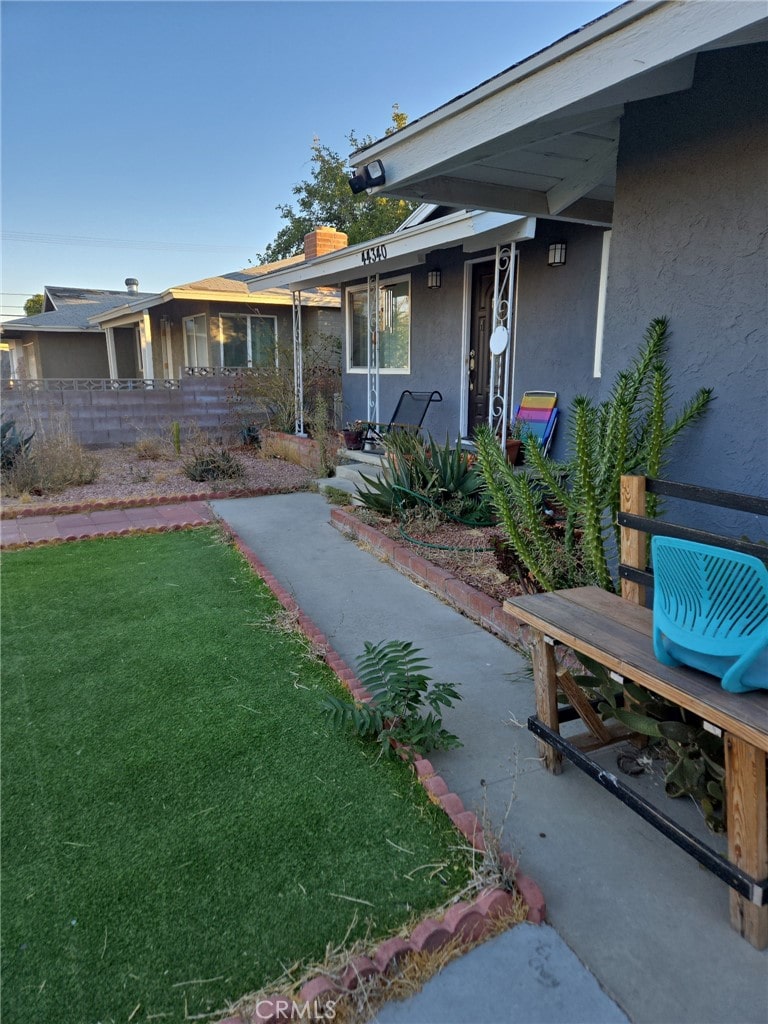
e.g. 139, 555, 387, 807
1, 0, 619, 316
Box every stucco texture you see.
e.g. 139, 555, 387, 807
602, 43, 768, 506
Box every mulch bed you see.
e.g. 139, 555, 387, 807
347, 509, 529, 605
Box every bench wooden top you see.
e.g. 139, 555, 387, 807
505, 586, 768, 752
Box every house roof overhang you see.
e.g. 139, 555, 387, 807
348, 1, 767, 221
92, 286, 339, 328
244, 210, 537, 293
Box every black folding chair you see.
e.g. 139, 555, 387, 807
364, 390, 443, 448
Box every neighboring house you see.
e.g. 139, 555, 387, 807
1, 228, 346, 382
1, 284, 158, 380
243, 205, 608, 457
342, 0, 767, 501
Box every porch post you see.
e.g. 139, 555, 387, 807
292, 290, 305, 436
366, 274, 380, 426
105, 327, 119, 380
488, 243, 517, 447
138, 311, 155, 380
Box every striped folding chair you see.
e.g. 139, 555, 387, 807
513, 390, 558, 456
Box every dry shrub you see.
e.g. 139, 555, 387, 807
1, 412, 99, 496
260, 435, 307, 467
133, 436, 167, 460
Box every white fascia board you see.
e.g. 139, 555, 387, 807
0, 324, 103, 335
353, 1, 764, 193
246, 211, 533, 292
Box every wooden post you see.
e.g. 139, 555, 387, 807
620, 474, 647, 606
530, 631, 563, 774
725, 734, 768, 949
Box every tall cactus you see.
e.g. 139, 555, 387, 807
476, 317, 713, 593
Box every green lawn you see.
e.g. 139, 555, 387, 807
1, 529, 470, 1023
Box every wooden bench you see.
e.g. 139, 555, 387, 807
504, 475, 768, 948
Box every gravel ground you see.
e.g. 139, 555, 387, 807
0, 446, 313, 511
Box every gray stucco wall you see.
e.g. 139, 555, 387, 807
513, 221, 606, 460
340, 228, 605, 454
341, 249, 467, 442
601, 43, 767, 514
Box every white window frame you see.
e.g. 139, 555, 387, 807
346, 275, 411, 375
183, 314, 209, 368
217, 312, 278, 369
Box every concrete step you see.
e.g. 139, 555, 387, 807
337, 447, 385, 468
315, 476, 367, 505
334, 461, 384, 486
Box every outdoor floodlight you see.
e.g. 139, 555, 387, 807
348, 159, 386, 195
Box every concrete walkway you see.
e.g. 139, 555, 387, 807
211, 492, 768, 1024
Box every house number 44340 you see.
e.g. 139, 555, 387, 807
361, 244, 387, 265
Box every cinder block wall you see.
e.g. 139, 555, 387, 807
1, 377, 242, 447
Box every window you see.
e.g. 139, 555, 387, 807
183, 315, 209, 368
347, 277, 410, 372
218, 314, 277, 368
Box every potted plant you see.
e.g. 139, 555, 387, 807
342, 420, 366, 450
504, 417, 525, 465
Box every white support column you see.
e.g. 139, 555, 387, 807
105, 327, 119, 380
488, 243, 517, 447
292, 290, 305, 436
139, 311, 154, 380
366, 274, 380, 426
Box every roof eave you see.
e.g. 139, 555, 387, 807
245, 210, 537, 292
351, 1, 766, 205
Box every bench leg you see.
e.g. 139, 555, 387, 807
725, 734, 768, 949
530, 631, 562, 774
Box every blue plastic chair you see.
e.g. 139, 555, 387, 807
651, 536, 768, 693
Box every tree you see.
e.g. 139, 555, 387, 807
256, 105, 418, 264
24, 293, 43, 317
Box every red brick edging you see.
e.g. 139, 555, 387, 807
330, 508, 534, 649
222, 526, 547, 1024
0, 485, 304, 520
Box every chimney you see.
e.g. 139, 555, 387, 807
303, 227, 348, 261
125, 278, 139, 295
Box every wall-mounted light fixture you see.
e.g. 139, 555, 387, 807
348, 159, 386, 195
547, 241, 567, 267
427, 270, 442, 289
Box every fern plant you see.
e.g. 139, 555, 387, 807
322, 640, 463, 759
476, 317, 714, 592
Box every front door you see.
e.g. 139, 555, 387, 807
467, 265, 494, 435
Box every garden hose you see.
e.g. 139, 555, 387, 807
390, 483, 497, 553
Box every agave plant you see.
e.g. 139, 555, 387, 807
356, 431, 491, 524
476, 317, 714, 592
1, 419, 34, 474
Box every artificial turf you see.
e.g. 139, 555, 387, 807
1, 529, 471, 1023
